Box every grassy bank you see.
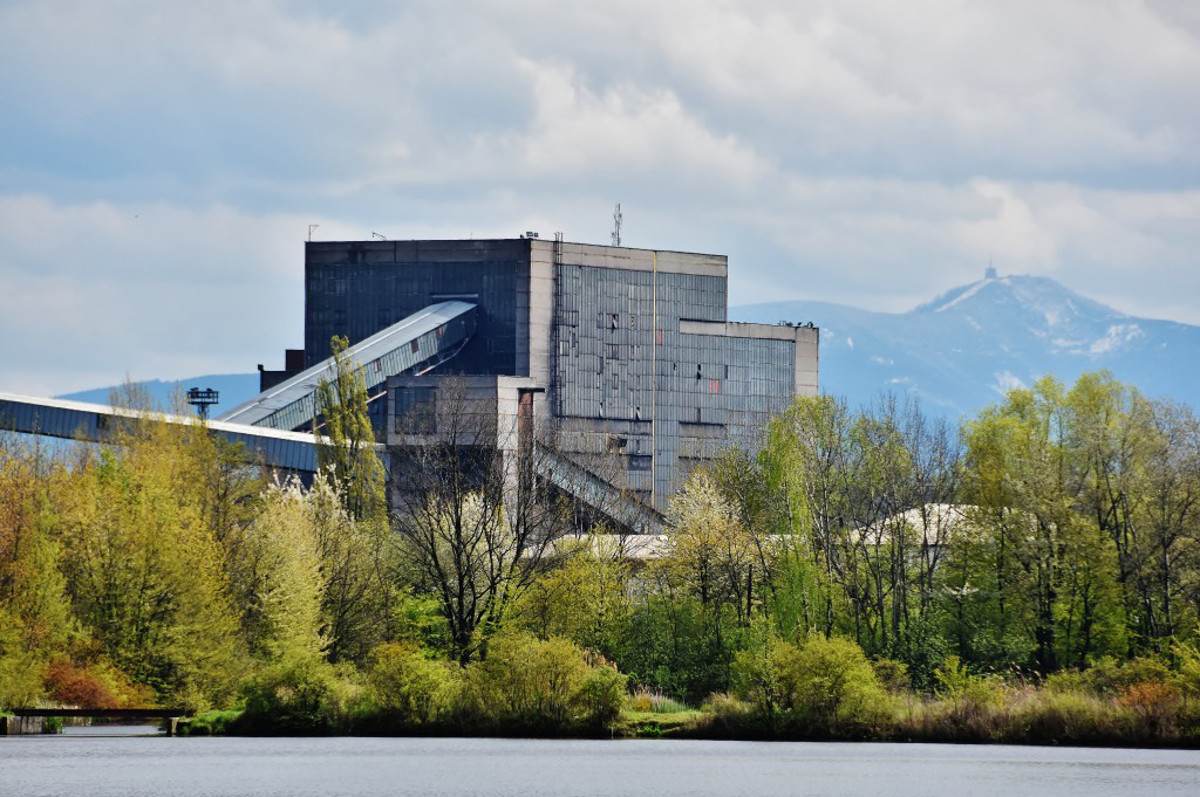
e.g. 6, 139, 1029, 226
166, 632, 1200, 747
178, 689, 1200, 748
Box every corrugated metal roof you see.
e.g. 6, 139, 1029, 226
219, 300, 477, 430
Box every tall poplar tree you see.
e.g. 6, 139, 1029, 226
315, 335, 387, 523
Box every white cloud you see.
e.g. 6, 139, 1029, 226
0, 0, 1198, 392
994, 370, 1026, 394
0, 195, 344, 395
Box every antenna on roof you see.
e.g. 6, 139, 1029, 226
371, 231, 387, 240
307, 224, 319, 242
611, 202, 622, 246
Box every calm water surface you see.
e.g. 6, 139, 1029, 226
3, 732, 1199, 797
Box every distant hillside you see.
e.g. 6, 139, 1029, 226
58, 373, 259, 415
58, 274, 1199, 423
731, 273, 1200, 418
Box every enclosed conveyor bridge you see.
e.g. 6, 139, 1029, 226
0, 391, 336, 473
220, 300, 477, 431
0, 302, 477, 474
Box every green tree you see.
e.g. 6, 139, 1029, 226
0, 440, 75, 664
227, 481, 326, 663
55, 420, 243, 708
307, 475, 392, 664
515, 538, 632, 660
316, 335, 387, 523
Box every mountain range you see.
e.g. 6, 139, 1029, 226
729, 272, 1200, 417
58, 273, 1200, 420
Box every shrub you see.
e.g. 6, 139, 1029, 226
925, 656, 1007, 740
732, 636, 893, 738
463, 632, 626, 734
236, 658, 359, 734
1083, 656, 1172, 695
178, 708, 242, 736
872, 658, 911, 694
366, 642, 459, 727
618, 597, 737, 704
1118, 681, 1182, 740
576, 663, 627, 729
730, 639, 792, 726
1043, 668, 1090, 694
43, 660, 119, 708
1002, 687, 1118, 745
701, 692, 754, 735
934, 656, 1004, 710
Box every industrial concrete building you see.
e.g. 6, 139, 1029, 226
1, 236, 818, 532
290, 238, 818, 517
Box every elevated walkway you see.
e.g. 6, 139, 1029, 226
0, 302, 474, 475
221, 301, 477, 431
534, 444, 665, 534
0, 391, 344, 473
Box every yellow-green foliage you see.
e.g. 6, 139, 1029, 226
177, 708, 242, 736
315, 335, 388, 523
1176, 641, 1200, 719
464, 632, 626, 733
1081, 655, 1173, 695
515, 541, 631, 656
661, 471, 760, 613
237, 657, 362, 734
306, 474, 392, 665
230, 482, 326, 662
702, 692, 754, 728
898, 656, 1011, 741
0, 443, 76, 706
0, 606, 44, 706
934, 656, 1005, 710
367, 642, 460, 725
1003, 687, 1118, 744
54, 423, 242, 710
732, 636, 893, 737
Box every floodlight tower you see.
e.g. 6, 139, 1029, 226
186, 387, 220, 421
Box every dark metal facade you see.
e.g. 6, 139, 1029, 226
305, 239, 530, 376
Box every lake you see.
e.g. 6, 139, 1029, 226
2, 731, 1199, 796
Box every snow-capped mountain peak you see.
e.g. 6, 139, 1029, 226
732, 273, 1198, 417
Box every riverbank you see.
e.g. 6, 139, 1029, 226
169, 634, 1200, 749
176, 701, 1200, 749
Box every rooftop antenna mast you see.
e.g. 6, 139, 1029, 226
611, 202, 622, 246
307, 224, 319, 242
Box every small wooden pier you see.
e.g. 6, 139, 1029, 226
4, 707, 189, 736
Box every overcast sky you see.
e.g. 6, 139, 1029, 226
2, 0, 1198, 395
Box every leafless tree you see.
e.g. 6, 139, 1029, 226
388, 377, 646, 662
